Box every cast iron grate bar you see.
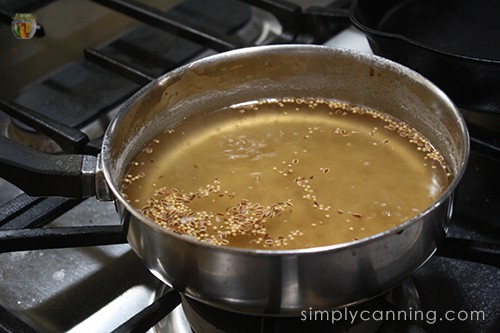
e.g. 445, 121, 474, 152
111, 289, 181, 333
89, 0, 243, 52
0, 195, 42, 227
0, 195, 83, 230
104, 38, 182, 73
0, 225, 126, 253
0, 97, 89, 154
84, 48, 154, 86
471, 136, 500, 162
85, 137, 104, 156
436, 237, 500, 268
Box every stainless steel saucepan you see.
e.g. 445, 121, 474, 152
0, 45, 469, 316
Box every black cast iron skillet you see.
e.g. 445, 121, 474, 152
350, 0, 500, 115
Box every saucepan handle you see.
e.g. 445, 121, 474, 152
0, 136, 97, 198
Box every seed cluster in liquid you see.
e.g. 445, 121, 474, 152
122, 97, 452, 249
141, 180, 296, 247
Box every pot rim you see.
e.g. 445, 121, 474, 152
101, 44, 470, 256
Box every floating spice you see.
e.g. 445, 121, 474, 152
123, 97, 452, 249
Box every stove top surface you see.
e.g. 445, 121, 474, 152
0, 1, 498, 333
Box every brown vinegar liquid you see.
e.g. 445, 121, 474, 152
122, 98, 451, 249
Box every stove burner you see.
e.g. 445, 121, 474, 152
153, 280, 422, 333
2, 106, 117, 153
1, 117, 60, 153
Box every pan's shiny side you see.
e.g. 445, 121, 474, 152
101, 45, 469, 316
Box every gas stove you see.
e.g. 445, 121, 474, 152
0, 1, 499, 333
